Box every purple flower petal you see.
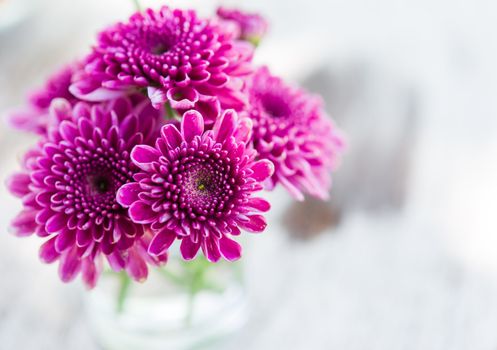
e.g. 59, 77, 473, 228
82, 258, 101, 289
161, 124, 183, 150
45, 213, 67, 234
11, 210, 37, 236
77, 116, 95, 140
119, 114, 138, 140
147, 87, 168, 109
201, 236, 221, 263
167, 87, 199, 110
181, 110, 204, 142
7, 108, 46, 135
114, 217, 137, 238
131, 145, 161, 171
129, 201, 157, 224
180, 237, 201, 260
39, 237, 60, 263
6, 173, 31, 198
148, 229, 176, 256
48, 98, 72, 122
117, 182, 141, 207
278, 175, 305, 201
250, 160, 274, 182
219, 235, 241, 261
69, 81, 124, 101
76, 229, 92, 247
245, 197, 271, 212
35, 208, 53, 226
58, 247, 81, 283
59, 120, 79, 142
35, 191, 52, 207
238, 214, 267, 233
233, 117, 253, 144
177, 99, 220, 126
107, 252, 126, 272
213, 109, 237, 142
126, 249, 148, 282
55, 229, 76, 253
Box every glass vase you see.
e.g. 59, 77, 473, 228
85, 256, 247, 350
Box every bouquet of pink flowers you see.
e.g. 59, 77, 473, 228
6, 5, 344, 288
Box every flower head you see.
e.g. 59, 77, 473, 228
6, 97, 164, 287
8, 63, 80, 135
71, 7, 254, 124
216, 7, 268, 46
117, 109, 274, 262
247, 67, 344, 201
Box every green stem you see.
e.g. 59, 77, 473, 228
117, 272, 132, 313
131, 0, 141, 12
184, 261, 203, 326
159, 267, 185, 286
185, 283, 196, 326
158, 258, 226, 326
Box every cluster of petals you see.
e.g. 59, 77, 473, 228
246, 67, 345, 201
8, 63, 81, 135
7, 97, 164, 287
5, 6, 345, 288
216, 7, 268, 45
70, 6, 254, 124
117, 109, 274, 262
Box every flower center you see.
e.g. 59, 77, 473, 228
69, 157, 132, 214
261, 93, 291, 118
174, 155, 236, 218
139, 28, 175, 56
87, 174, 112, 195
184, 169, 213, 198
151, 43, 170, 56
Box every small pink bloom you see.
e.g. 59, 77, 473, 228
216, 7, 269, 45
118, 109, 273, 263
246, 67, 345, 201
8, 63, 81, 135
71, 6, 255, 125
6, 97, 164, 287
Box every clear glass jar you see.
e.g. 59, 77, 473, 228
85, 257, 247, 350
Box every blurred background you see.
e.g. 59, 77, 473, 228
1, 0, 497, 349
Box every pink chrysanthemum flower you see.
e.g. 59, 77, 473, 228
70, 7, 254, 124
247, 67, 345, 201
6, 97, 165, 287
117, 109, 274, 262
8, 63, 80, 135
216, 7, 268, 46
